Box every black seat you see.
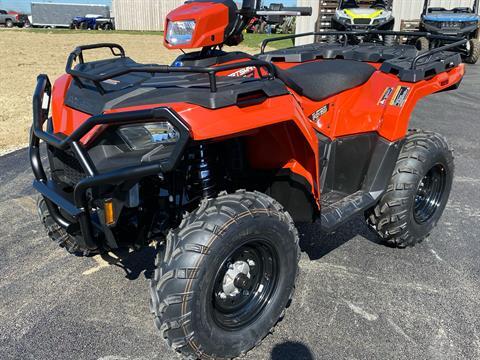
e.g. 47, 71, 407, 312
276, 59, 376, 101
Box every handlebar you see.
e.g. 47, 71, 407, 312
256, 6, 312, 16
283, 7, 312, 16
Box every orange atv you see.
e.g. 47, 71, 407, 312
30, 0, 466, 358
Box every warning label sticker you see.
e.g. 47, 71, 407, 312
378, 87, 394, 106
390, 86, 411, 107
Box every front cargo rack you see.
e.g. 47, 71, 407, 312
66, 43, 277, 94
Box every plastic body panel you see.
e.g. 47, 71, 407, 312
49, 51, 465, 208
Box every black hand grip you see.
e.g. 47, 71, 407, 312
283, 7, 312, 16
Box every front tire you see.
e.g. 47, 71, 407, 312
464, 38, 480, 64
366, 130, 453, 248
37, 196, 97, 256
150, 190, 300, 359
415, 36, 430, 51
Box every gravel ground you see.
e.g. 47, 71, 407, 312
0, 63, 479, 360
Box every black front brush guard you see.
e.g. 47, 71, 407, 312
30, 74, 189, 250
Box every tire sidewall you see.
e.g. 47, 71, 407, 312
188, 214, 298, 357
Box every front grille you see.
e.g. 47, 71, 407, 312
353, 18, 371, 25
441, 21, 461, 30
47, 147, 86, 186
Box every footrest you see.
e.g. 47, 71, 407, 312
321, 191, 375, 232
33, 180, 83, 218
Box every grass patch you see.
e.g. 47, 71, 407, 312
5, 28, 295, 50
241, 33, 295, 50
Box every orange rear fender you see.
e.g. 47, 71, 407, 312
379, 65, 465, 141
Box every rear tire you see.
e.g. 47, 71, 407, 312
415, 36, 430, 51
150, 190, 300, 359
5, 19, 13, 28
464, 38, 480, 64
366, 130, 454, 248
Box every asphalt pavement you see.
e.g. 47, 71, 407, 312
1, 65, 479, 360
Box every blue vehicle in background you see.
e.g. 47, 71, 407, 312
416, 0, 479, 63
70, 14, 114, 30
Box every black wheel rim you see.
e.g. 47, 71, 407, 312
211, 239, 279, 330
414, 164, 447, 224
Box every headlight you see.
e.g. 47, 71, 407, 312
117, 122, 179, 151
336, 11, 351, 25
463, 21, 479, 28
165, 20, 196, 45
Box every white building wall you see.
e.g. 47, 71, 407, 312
295, 0, 320, 45
112, 0, 183, 31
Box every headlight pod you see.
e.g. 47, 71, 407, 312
118, 122, 179, 150
117, 122, 180, 163
165, 20, 196, 45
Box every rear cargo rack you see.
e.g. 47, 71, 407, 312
259, 30, 467, 82
260, 30, 465, 54
66, 43, 277, 94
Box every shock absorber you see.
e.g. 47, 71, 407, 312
187, 144, 217, 199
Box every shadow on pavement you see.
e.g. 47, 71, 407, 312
100, 245, 157, 280
299, 215, 382, 260
271, 341, 315, 360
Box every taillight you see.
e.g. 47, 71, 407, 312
15, 14, 19, 20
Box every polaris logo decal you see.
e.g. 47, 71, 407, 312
390, 86, 411, 107
378, 87, 394, 106
310, 104, 329, 122
228, 66, 256, 77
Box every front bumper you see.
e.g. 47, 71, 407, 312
421, 23, 478, 37
30, 74, 189, 250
